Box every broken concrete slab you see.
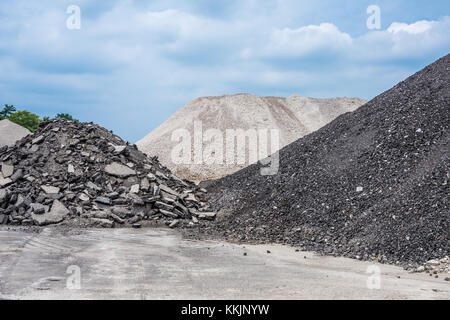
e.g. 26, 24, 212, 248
104, 162, 136, 178
31, 200, 69, 226
41, 185, 60, 194
1, 164, 14, 178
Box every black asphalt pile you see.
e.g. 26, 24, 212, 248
0, 119, 214, 228
197, 54, 450, 266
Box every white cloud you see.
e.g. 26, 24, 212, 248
265, 23, 352, 57
387, 20, 433, 34
0, 0, 448, 141
359, 17, 450, 58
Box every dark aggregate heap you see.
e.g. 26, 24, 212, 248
0, 119, 215, 228
197, 54, 450, 266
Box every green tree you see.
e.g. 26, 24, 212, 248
7, 110, 41, 132
55, 113, 78, 121
0, 104, 16, 120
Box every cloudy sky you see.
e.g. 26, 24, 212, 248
0, 0, 449, 142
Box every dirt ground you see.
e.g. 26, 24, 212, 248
0, 226, 448, 300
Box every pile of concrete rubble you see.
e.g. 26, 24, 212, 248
0, 119, 215, 228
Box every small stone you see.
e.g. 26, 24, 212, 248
140, 178, 150, 191
0, 175, 12, 187
128, 215, 142, 224
112, 207, 132, 218
0, 189, 8, 202
32, 135, 44, 144
79, 193, 90, 202
155, 201, 174, 211
104, 162, 136, 178
29, 145, 39, 153
94, 197, 112, 205
416, 266, 425, 272
89, 218, 114, 228
159, 209, 178, 218
114, 145, 126, 154
41, 185, 60, 194
426, 259, 441, 266
185, 193, 198, 202
86, 181, 100, 191
169, 220, 179, 228
356, 186, 364, 192
132, 197, 145, 206
159, 184, 180, 197
1, 164, 14, 178
155, 171, 168, 180
130, 184, 140, 194
197, 212, 216, 220
109, 213, 125, 224
10, 169, 23, 182
68, 164, 75, 173
91, 211, 108, 219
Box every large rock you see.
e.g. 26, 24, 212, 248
104, 162, 136, 178
31, 200, 69, 226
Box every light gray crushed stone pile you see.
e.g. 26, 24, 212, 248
0, 119, 215, 228
0, 119, 30, 148
136, 94, 366, 181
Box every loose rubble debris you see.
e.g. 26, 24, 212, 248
0, 119, 215, 228
415, 257, 450, 275
193, 54, 450, 267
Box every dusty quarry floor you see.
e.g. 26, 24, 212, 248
0, 226, 448, 300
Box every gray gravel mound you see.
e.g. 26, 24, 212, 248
0, 119, 30, 148
195, 54, 450, 266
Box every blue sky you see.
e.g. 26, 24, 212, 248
0, 0, 449, 142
